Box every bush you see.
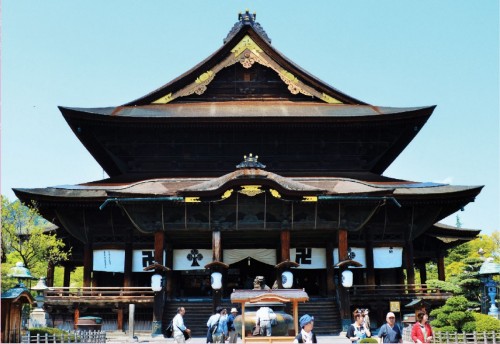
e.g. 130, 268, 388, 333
359, 338, 378, 343
27, 328, 76, 343
472, 313, 500, 332
434, 325, 457, 333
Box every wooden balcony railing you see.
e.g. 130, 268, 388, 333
349, 284, 451, 300
44, 287, 155, 306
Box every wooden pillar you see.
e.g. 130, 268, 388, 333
46, 262, 55, 288
124, 242, 133, 288
365, 232, 375, 287
166, 242, 173, 299
405, 240, 415, 286
117, 308, 124, 331
326, 241, 335, 296
338, 229, 348, 261
83, 243, 93, 288
337, 229, 351, 332
280, 230, 290, 261
417, 262, 427, 285
212, 230, 223, 312
63, 264, 72, 288
212, 230, 222, 262
437, 251, 446, 281
74, 308, 79, 330
277, 230, 291, 288
153, 230, 165, 335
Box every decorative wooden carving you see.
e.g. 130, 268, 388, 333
152, 35, 342, 104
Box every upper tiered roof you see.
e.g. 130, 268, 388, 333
59, 11, 435, 178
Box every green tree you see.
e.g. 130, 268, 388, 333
430, 296, 475, 332
1, 196, 70, 290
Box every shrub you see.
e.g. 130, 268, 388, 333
27, 328, 76, 343
434, 325, 457, 333
360, 338, 378, 343
472, 313, 500, 332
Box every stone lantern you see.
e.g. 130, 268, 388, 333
479, 257, 500, 319
30, 277, 49, 327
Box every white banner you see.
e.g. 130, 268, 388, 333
333, 247, 366, 268
223, 249, 276, 266
93, 249, 125, 272
290, 248, 326, 269
132, 250, 167, 272
373, 247, 403, 268
173, 249, 212, 270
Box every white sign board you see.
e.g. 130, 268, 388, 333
93, 249, 125, 272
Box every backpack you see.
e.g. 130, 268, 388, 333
163, 319, 174, 338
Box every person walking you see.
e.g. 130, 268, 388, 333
227, 308, 239, 343
378, 312, 402, 343
293, 314, 317, 343
206, 307, 228, 343
172, 307, 190, 343
347, 309, 371, 344
411, 311, 433, 343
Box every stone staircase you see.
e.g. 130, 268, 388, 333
298, 298, 342, 335
160, 298, 341, 337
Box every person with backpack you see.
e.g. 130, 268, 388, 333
206, 307, 228, 343
227, 308, 239, 343
293, 314, 317, 343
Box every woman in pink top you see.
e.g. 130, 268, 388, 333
411, 311, 433, 343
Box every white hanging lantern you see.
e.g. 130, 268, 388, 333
281, 271, 293, 288
151, 274, 163, 292
211, 272, 222, 290
341, 269, 353, 288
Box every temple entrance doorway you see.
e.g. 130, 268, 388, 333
225, 258, 275, 297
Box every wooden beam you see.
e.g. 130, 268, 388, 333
124, 242, 132, 288
326, 241, 335, 296
437, 251, 446, 281
405, 240, 415, 286
338, 229, 348, 261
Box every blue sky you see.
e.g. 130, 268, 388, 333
2, 1, 498, 235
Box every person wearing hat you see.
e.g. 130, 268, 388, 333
227, 308, 239, 343
293, 314, 317, 343
206, 307, 228, 343
378, 312, 402, 343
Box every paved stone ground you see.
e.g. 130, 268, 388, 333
106, 332, 353, 343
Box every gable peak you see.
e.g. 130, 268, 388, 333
224, 10, 271, 44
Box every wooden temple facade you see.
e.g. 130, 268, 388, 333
14, 11, 482, 335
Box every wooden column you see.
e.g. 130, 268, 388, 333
280, 230, 290, 261
46, 262, 55, 288
152, 230, 165, 336
337, 229, 351, 332
437, 251, 446, 281
83, 243, 93, 288
405, 240, 415, 286
326, 241, 335, 296
117, 308, 124, 331
166, 242, 173, 299
212, 230, 223, 312
278, 230, 291, 288
338, 229, 348, 261
212, 230, 222, 262
124, 242, 133, 288
416, 262, 427, 285
74, 308, 79, 330
63, 264, 72, 288
365, 232, 375, 287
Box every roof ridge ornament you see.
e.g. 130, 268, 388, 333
224, 10, 271, 44
236, 153, 266, 169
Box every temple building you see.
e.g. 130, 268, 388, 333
14, 11, 482, 335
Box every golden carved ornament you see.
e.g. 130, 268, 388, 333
221, 189, 234, 200
302, 196, 318, 202
239, 185, 264, 197
269, 189, 281, 199
231, 35, 263, 57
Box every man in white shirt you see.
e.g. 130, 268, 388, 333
255, 306, 273, 336
172, 307, 190, 343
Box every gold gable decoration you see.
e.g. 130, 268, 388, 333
239, 185, 264, 197
151, 35, 343, 104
